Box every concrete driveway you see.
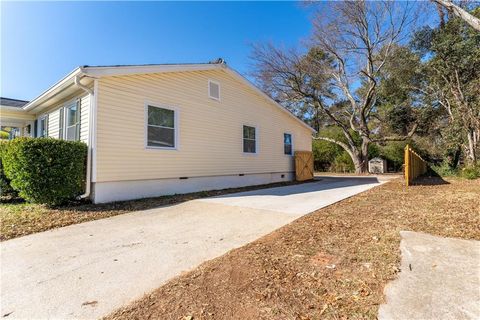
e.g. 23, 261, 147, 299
1, 176, 389, 319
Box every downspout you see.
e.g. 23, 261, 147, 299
74, 75, 94, 200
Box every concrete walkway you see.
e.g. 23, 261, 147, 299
379, 231, 480, 320
1, 176, 388, 319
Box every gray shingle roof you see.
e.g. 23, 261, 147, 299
81, 58, 226, 69
0, 97, 29, 108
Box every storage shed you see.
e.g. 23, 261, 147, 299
368, 157, 387, 174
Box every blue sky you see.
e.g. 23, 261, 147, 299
1, 1, 315, 100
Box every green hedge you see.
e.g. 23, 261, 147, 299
0, 141, 17, 197
3, 138, 87, 205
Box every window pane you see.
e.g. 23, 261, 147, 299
243, 126, 255, 139
284, 144, 292, 155
67, 105, 78, 126
148, 106, 174, 128
284, 133, 292, 155
66, 126, 77, 141
39, 118, 47, 137
148, 126, 175, 148
243, 139, 256, 153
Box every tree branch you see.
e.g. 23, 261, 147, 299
371, 123, 419, 143
432, 0, 480, 31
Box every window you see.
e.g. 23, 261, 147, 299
243, 125, 256, 153
208, 80, 220, 100
284, 133, 293, 155
58, 108, 64, 139
65, 101, 80, 141
146, 105, 176, 149
38, 116, 48, 137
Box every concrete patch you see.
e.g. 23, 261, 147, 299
379, 231, 480, 320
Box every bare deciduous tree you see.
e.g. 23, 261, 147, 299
432, 0, 480, 31
252, 1, 419, 173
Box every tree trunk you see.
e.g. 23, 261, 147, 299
466, 129, 477, 164
354, 139, 370, 174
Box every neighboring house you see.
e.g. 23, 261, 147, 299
1, 61, 315, 203
0, 97, 32, 139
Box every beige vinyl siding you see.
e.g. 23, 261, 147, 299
35, 92, 90, 143
47, 109, 60, 138
0, 109, 35, 121
80, 94, 90, 143
95, 69, 312, 182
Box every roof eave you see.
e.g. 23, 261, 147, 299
20, 63, 316, 133
21, 64, 221, 113
81, 63, 223, 78
22, 67, 83, 112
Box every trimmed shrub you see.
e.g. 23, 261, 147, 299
0, 140, 17, 197
3, 138, 87, 205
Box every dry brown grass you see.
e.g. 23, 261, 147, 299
0, 180, 305, 241
105, 177, 480, 320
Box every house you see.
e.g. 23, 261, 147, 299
0, 97, 32, 139
0, 61, 315, 203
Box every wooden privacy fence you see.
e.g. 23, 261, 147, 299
404, 144, 427, 186
295, 151, 314, 181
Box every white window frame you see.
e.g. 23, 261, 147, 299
283, 132, 294, 156
208, 80, 221, 101
37, 114, 48, 138
63, 99, 81, 141
242, 124, 258, 155
58, 107, 65, 139
144, 102, 179, 150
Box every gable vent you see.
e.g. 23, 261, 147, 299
208, 80, 220, 101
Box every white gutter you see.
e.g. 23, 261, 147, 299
74, 75, 94, 200
23, 68, 82, 111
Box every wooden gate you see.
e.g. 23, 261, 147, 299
295, 151, 314, 181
